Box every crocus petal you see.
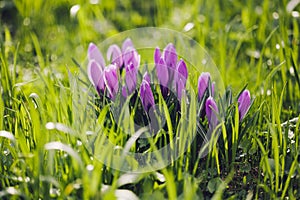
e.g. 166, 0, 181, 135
154, 47, 161, 65
176, 78, 185, 100
156, 57, 169, 87
238, 89, 251, 120
205, 97, 219, 128
198, 72, 211, 101
176, 59, 188, 80
122, 38, 134, 53
103, 64, 119, 100
87, 60, 101, 86
88, 43, 105, 70
107, 44, 123, 68
125, 63, 137, 95
140, 80, 155, 113
163, 43, 177, 69
123, 47, 140, 68
143, 72, 151, 84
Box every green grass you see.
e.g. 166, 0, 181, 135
1, 0, 300, 199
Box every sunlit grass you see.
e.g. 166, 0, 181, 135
1, 0, 300, 199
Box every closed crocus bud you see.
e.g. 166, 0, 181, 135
107, 44, 123, 68
122, 38, 134, 53
238, 89, 251, 120
103, 64, 119, 100
156, 57, 169, 87
205, 97, 219, 128
154, 47, 161, 65
177, 59, 188, 79
140, 79, 155, 113
163, 43, 177, 69
87, 60, 105, 94
88, 43, 106, 70
198, 72, 211, 101
125, 63, 138, 95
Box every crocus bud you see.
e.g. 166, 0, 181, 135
140, 79, 155, 113
238, 89, 251, 120
198, 72, 211, 101
107, 44, 123, 68
125, 63, 137, 95
156, 57, 169, 87
154, 47, 161, 65
103, 64, 119, 100
88, 43, 105, 70
205, 97, 219, 128
176, 59, 188, 80
87, 60, 105, 94
122, 38, 134, 53
163, 43, 177, 69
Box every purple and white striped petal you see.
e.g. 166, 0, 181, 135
125, 63, 138, 95
163, 43, 177, 69
122, 38, 134, 53
107, 44, 123, 68
103, 64, 119, 100
205, 97, 219, 129
143, 72, 151, 84
140, 80, 155, 113
174, 59, 188, 88
156, 57, 169, 87
88, 43, 105, 70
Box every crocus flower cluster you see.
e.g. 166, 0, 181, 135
87, 38, 140, 100
154, 44, 188, 100
87, 39, 252, 130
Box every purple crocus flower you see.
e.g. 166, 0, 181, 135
198, 72, 211, 101
174, 59, 188, 100
156, 57, 169, 87
107, 44, 123, 68
122, 38, 134, 53
163, 43, 177, 70
205, 97, 219, 129
122, 38, 140, 69
87, 60, 105, 94
103, 64, 119, 100
88, 43, 105, 70
176, 59, 188, 81
238, 89, 251, 120
140, 79, 155, 113
125, 63, 138, 95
